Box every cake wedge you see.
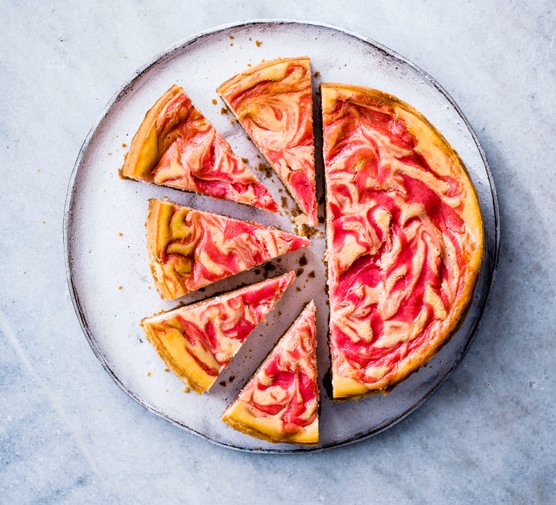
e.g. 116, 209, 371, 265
217, 57, 317, 226
147, 199, 310, 300
222, 301, 318, 445
141, 272, 296, 394
120, 85, 278, 212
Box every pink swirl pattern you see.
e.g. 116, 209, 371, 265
120, 85, 278, 212
217, 58, 317, 225
147, 199, 310, 300
322, 84, 484, 398
223, 301, 318, 442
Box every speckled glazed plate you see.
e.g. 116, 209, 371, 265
64, 21, 499, 453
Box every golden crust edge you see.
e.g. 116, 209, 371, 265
120, 84, 182, 180
141, 321, 214, 394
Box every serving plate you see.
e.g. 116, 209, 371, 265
64, 20, 499, 453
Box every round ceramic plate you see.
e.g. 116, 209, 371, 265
65, 21, 499, 453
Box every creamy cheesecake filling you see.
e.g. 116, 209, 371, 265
147, 199, 310, 300
120, 85, 278, 212
322, 84, 484, 397
217, 58, 317, 225
142, 272, 296, 393
222, 301, 318, 444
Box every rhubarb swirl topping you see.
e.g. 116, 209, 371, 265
120, 85, 278, 212
147, 199, 310, 300
217, 57, 317, 225
322, 84, 484, 399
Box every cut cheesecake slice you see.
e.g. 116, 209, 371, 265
321, 83, 484, 399
141, 272, 296, 394
222, 301, 318, 445
147, 199, 310, 300
217, 57, 317, 226
120, 85, 278, 213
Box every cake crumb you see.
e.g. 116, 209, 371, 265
229, 376, 235, 383
308, 271, 316, 279
256, 163, 273, 179
183, 386, 190, 393
296, 287, 301, 292
118, 232, 123, 237
164, 368, 169, 372
212, 98, 217, 105
41, 220, 47, 224
220, 107, 229, 115
299, 254, 308, 266
122, 143, 128, 148
219, 381, 226, 387
118, 285, 123, 290
241, 157, 249, 164
229, 35, 234, 40
296, 268, 304, 277
147, 371, 151, 377
314, 71, 320, 77
281, 196, 288, 208
256, 40, 262, 47
230, 43, 234, 47
248, 37, 252, 41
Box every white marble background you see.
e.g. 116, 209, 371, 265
1, 1, 554, 503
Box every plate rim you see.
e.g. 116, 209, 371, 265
63, 19, 500, 454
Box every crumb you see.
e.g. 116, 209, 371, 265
164, 368, 169, 372
256, 40, 262, 47
229, 376, 235, 383
212, 98, 217, 105
276, 258, 282, 263
308, 271, 315, 278
183, 386, 190, 393
220, 107, 229, 115
281, 196, 288, 208
296, 268, 304, 277
118, 232, 123, 237
254, 269, 261, 275
41, 220, 47, 224
278, 188, 283, 193
241, 157, 249, 164
264, 263, 276, 272
118, 285, 123, 290
256, 163, 273, 178
108, 152, 112, 156
247, 63, 252, 67
296, 287, 301, 292
147, 371, 151, 377
219, 381, 226, 386
299, 254, 308, 266
121, 143, 128, 148
230, 43, 234, 47
314, 71, 320, 77
229, 35, 234, 40
248, 37, 252, 41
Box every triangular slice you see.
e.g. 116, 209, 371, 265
222, 301, 318, 445
217, 57, 317, 226
120, 85, 278, 213
147, 199, 310, 299
142, 272, 296, 394
321, 83, 484, 399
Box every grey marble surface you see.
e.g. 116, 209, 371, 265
1, 1, 554, 503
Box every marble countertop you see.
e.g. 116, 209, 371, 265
1, 1, 554, 503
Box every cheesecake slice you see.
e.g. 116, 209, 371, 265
142, 272, 296, 394
321, 83, 484, 399
217, 57, 317, 226
120, 85, 278, 213
147, 199, 310, 300
222, 301, 318, 445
